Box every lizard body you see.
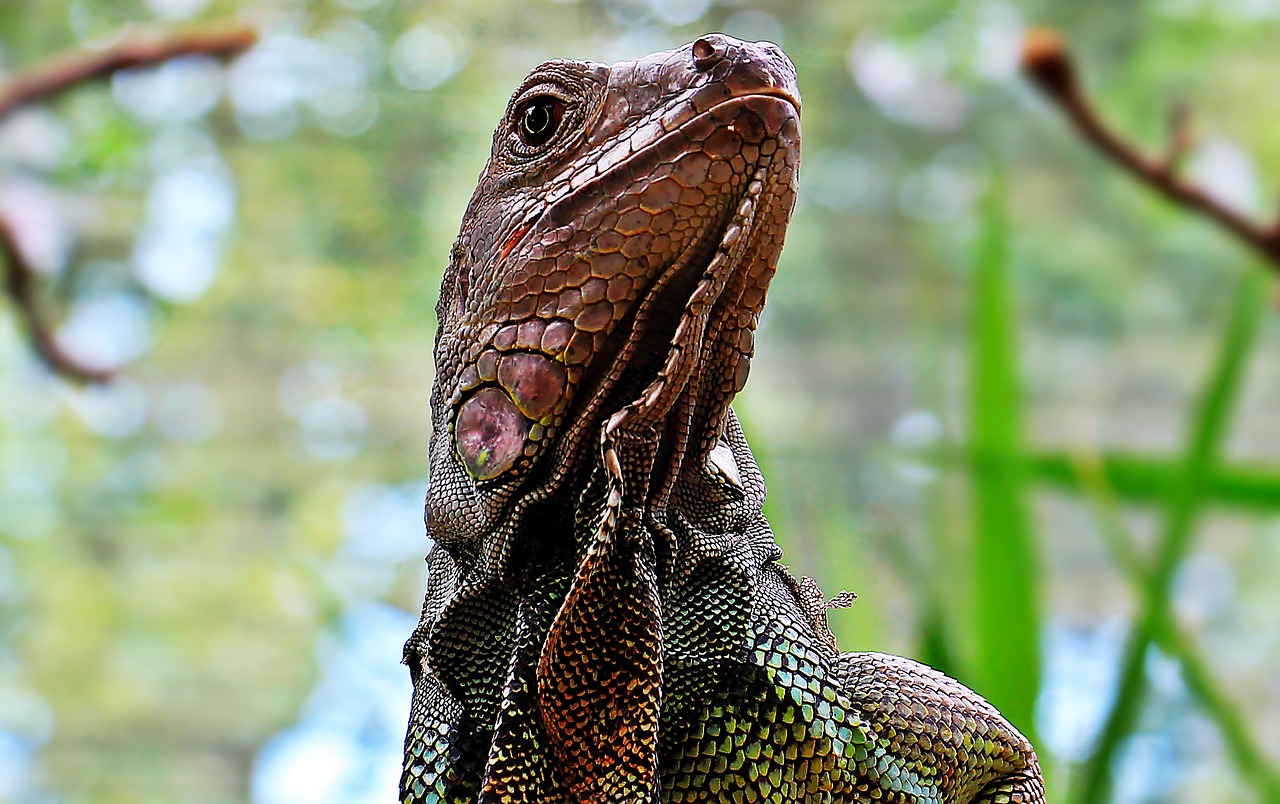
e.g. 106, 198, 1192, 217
402, 34, 1044, 804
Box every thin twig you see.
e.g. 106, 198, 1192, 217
0, 215, 113, 382
0, 26, 257, 123
1021, 29, 1280, 276
0, 25, 256, 383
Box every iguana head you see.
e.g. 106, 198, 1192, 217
427, 33, 801, 564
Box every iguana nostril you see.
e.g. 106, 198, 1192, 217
691, 37, 725, 71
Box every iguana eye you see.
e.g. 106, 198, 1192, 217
516, 96, 563, 147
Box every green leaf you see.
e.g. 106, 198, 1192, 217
968, 177, 1041, 742
1026, 451, 1280, 512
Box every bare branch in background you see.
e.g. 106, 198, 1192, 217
0, 215, 114, 382
1021, 28, 1280, 276
0, 25, 257, 383
0, 26, 256, 122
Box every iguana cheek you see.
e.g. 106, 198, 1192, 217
455, 387, 526, 480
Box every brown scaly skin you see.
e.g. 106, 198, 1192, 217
402, 34, 1045, 804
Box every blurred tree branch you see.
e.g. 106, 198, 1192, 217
1021, 29, 1280, 277
0, 27, 256, 121
0, 25, 256, 383
0, 216, 113, 382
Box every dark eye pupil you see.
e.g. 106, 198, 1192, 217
518, 99, 558, 146
524, 104, 550, 133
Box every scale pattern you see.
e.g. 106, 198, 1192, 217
402, 34, 1045, 804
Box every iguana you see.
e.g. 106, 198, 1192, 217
401, 33, 1045, 803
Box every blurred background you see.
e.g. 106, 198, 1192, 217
1, 0, 1278, 802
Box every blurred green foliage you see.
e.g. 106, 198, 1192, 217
968, 179, 1040, 745
1, 0, 1279, 802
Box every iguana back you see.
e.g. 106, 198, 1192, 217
401, 34, 1044, 804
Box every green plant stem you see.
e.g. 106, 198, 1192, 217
1074, 269, 1270, 804
969, 178, 1041, 740
1157, 624, 1280, 796
1027, 452, 1280, 513
1072, 452, 1280, 798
